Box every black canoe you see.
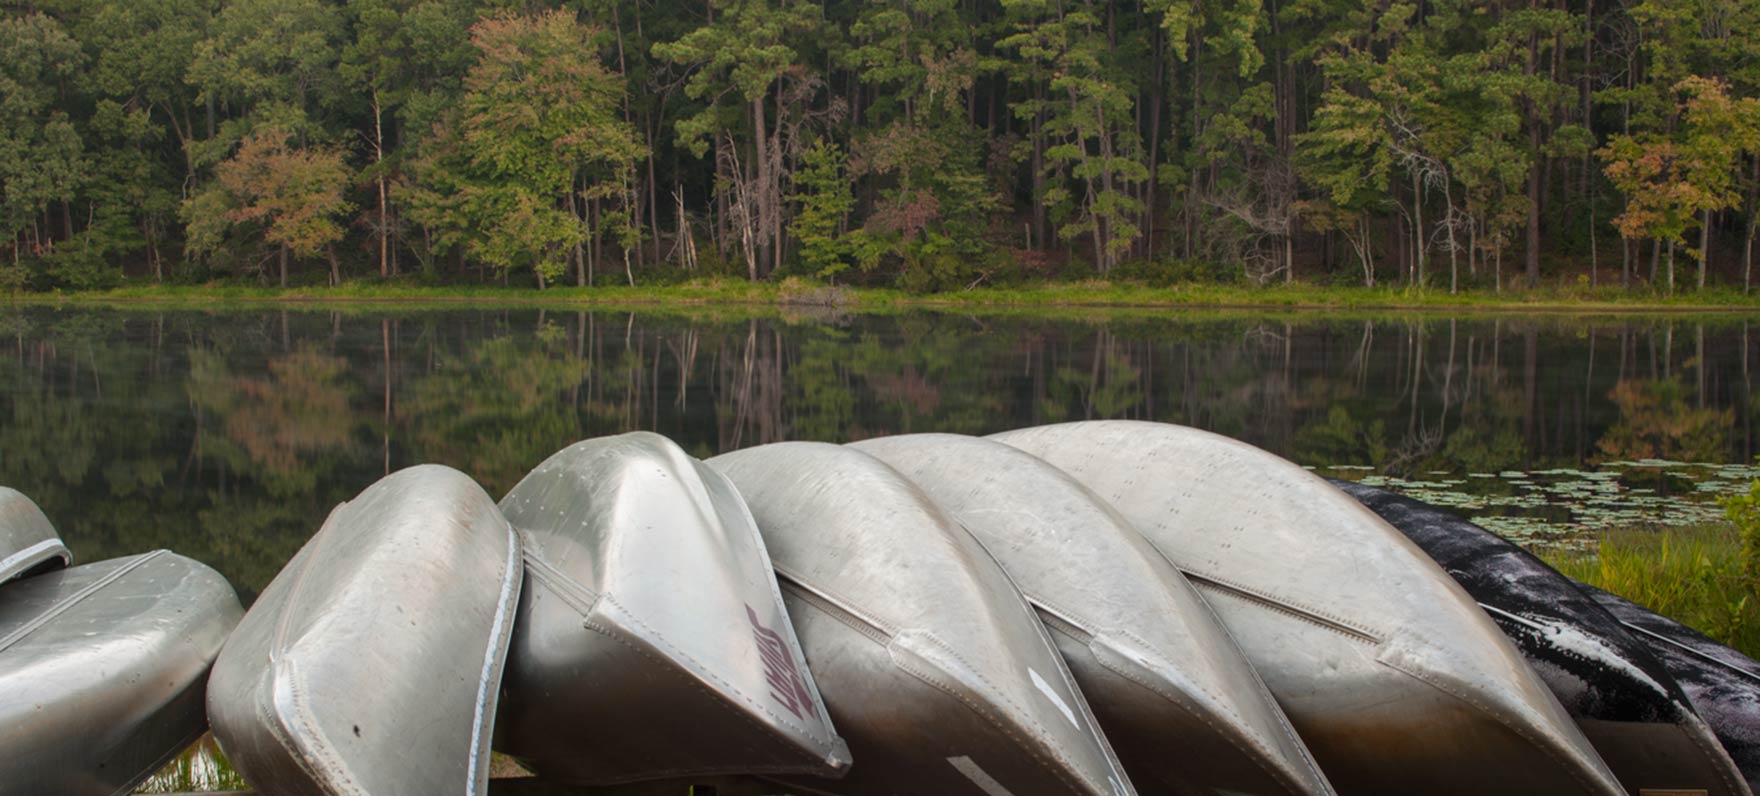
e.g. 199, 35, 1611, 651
1584, 583, 1760, 793
1334, 479, 1750, 796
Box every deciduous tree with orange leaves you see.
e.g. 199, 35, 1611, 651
187, 128, 352, 286
1600, 78, 1760, 293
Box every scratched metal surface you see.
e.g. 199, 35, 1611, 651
206, 465, 521, 796
0, 486, 69, 584
855, 433, 1334, 796
494, 432, 849, 785
993, 421, 1626, 796
0, 551, 240, 795
1336, 479, 1751, 796
711, 442, 1134, 796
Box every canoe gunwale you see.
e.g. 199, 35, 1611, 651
0, 487, 70, 584
776, 575, 891, 646
0, 537, 70, 583
1615, 619, 1760, 687
1181, 573, 1382, 646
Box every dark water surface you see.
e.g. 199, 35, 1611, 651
6, 306, 1760, 601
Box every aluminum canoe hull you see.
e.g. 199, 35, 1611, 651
0, 486, 70, 583
853, 433, 1333, 796
1336, 479, 1750, 796
992, 421, 1624, 796
494, 432, 849, 785
1585, 583, 1760, 793
0, 551, 242, 795
207, 464, 521, 796
710, 441, 1135, 796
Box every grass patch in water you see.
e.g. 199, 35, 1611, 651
1541, 522, 1760, 658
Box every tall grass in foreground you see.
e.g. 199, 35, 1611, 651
1542, 522, 1760, 658
132, 734, 247, 793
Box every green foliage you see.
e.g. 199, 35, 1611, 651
0, 13, 86, 247
788, 138, 860, 280
194, 128, 353, 263
1721, 475, 1760, 588
1110, 257, 1243, 286
1600, 78, 1760, 291
3, 0, 1760, 292
402, 10, 644, 285
1544, 524, 1760, 657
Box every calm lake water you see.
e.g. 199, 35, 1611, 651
6, 305, 1760, 604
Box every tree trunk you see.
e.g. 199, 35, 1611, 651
1524, 6, 1542, 286
771, 89, 785, 277
1700, 208, 1711, 290
1666, 238, 1676, 293
647, 119, 662, 262
1031, 84, 1047, 249
374, 87, 389, 278
279, 246, 289, 288
1091, 100, 1117, 272
1746, 216, 1756, 294
1748, 157, 1759, 293
750, 95, 771, 279
571, 183, 586, 286
1145, 31, 1164, 260
1411, 169, 1426, 288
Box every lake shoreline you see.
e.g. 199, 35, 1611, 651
13, 280, 1760, 314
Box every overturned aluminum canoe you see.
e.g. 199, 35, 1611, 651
494, 432, 850, 784
1586, 584, 1760, 793
854, 433, 1333, 796
208, 464, 521, 796
0, 486, 70, 583
993, 421, 1624, 796
710, 442, 1135, 796
0, 551, 241, 795
1335, 479, 1751, 796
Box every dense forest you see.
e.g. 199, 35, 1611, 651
1, 0, 1758, 292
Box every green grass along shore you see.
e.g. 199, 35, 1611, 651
15, 278, 1760, 313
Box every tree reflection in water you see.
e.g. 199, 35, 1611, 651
2, 308, 1757, 599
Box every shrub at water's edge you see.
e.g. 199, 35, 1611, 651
1542, 521, 1760, 658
